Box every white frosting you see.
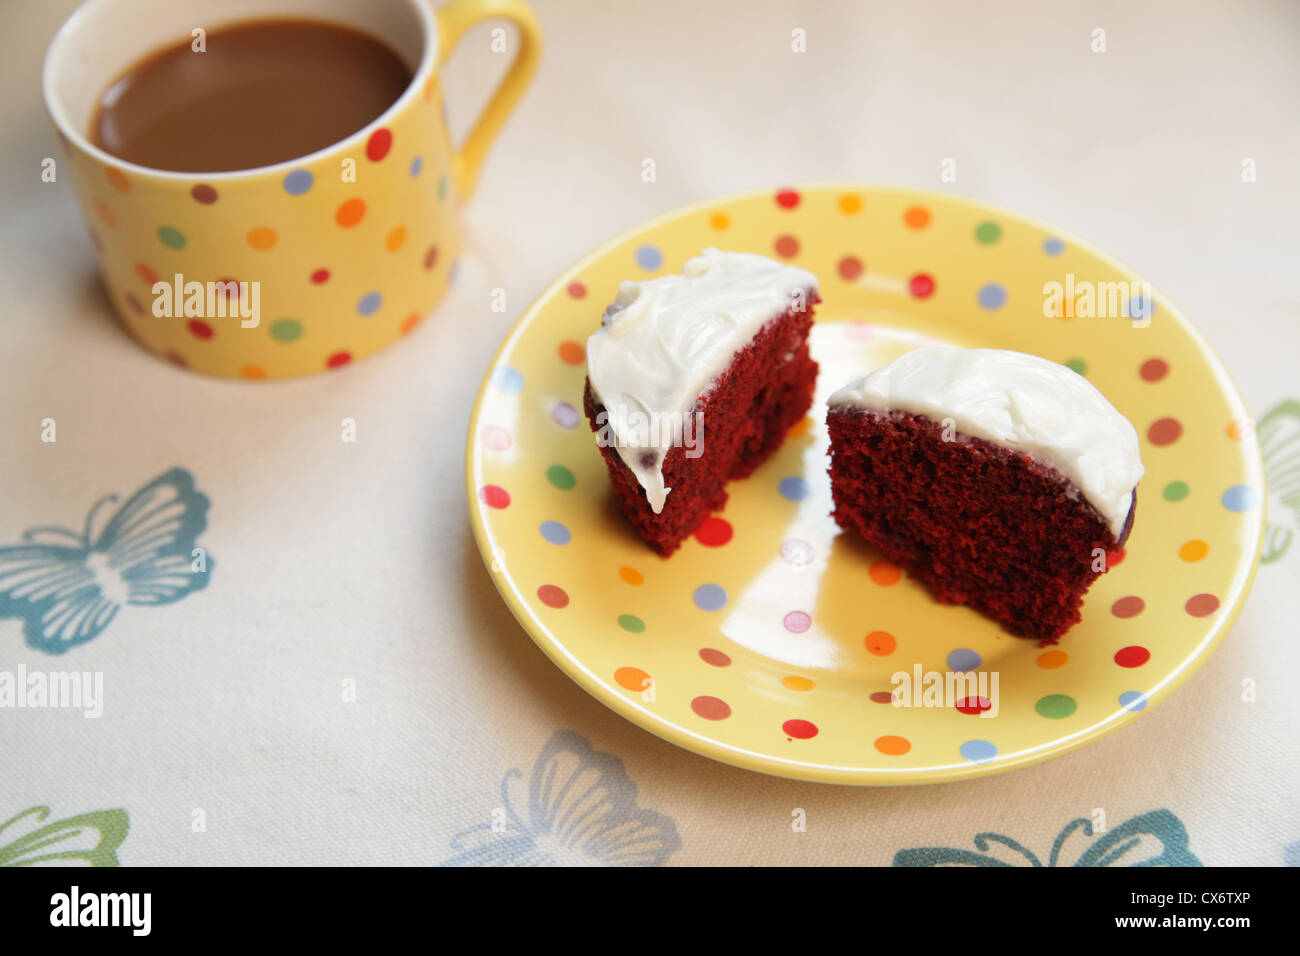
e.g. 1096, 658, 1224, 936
586, 248, 818, 513
827, 347, 1144, 538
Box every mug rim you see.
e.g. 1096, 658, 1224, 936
42, 0, 439, 183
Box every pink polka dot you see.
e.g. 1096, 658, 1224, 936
693, 516, 733, 547
780, 539, 814, 566
838, 256, 863, 280
537, 584, 569, 608
699, 648, 731, 667
774, 235, 799, 258
691, 696, 731, 720
783, 611, 811, 633
1114, 645, 1150, 667
1185, 593, 1220, 617
366, 128, 393, 161
479, 485, 510, 509
783, 719, 818, 740
1111, 596, 1145, 618
1140, 358, 1169, 382
567, 281, 587, 299
187, 320, 213, 340
482, 426, 512, 450
552, 402, 580, 428
909, 273, 935, 298
845, 321, 871, 341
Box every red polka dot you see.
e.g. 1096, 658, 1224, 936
187, 320, 213, 340
956, 697, 993, 715
366, 128, 392, 161
774, 235, 799, 257
567, 281, 587, 299
869, 691, 894, 704
775, 188, 800, 209
1147, 417, 1183, 446
326, 351, 352, 369
1140, 358, 1169, 382
909, 273, 935, 298
134, 262, 158, 285
311, 268, 330, 284
1111, 596, 1145, 618
693, 516, 733, 547
479, 484, 510, 509
1107, 549, 1126, 567
1185, 593, 1220, 617
190, 183, 218, 204
423, 246, 438, 270
1114, 645, 1150, 668
537, 584, 569, 608
838, 256, 863, 280
699, 648, 731, 667
123, 293, 144, 314
783, 719, 818, 740
691, 696, 731, 720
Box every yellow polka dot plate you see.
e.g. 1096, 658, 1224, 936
465, 185, 1265, 785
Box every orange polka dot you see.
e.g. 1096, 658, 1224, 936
786, 417, 812, 438
385, 226, 406, 251
400, 312, 421, 335
1226, 420, 1252, 440
1179, 539, 1209, 562
105, 168, 130, 192
557, 340, 585, 365
838, 193, 862, 214
134, 262, 159, 285
782, 676, 815, 692
865, 630, 896, 655
869, 560, 902, 586
709, 212, 730, 230
874, 735, 911, 755
239, 365, 268, 380
423, 77, 435, 100
614, 666, 651, 692
336, 198, 366, 228
246, 227, 277, 250
1037, 650, 1069, 669
92, 198, 116, 227
618, 566, 644, 586
904, 206, 931, 229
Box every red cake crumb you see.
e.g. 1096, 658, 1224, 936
585, 296, 819, 556
827, 408, 1135, 641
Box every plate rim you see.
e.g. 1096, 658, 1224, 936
463, 182, 1267, 786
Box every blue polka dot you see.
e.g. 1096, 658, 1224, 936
410, 156, 423, 177
492, 366, 524, 393
1119, 691, 1147, 712
1221, 485, 1257, 512
693, 583, 728, 611
778, 476, 810, 501
357, 292, 382, 316
539, 520, 570, 545
947, 648, 982, 672
1043, 237, 1065, 256
977, 283, 1006, 310
1125, 291, 1156, 320
282, 169, 314, 195
960, 740, 997, 763
635, 244, 663, 270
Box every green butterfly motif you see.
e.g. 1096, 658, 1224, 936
893, 808, 1201, 867
0, 806, 128, 867
1258, 399, 1300, 564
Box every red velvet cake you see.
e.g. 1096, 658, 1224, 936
826, 347, 1145, 641
584, 249, 820, 556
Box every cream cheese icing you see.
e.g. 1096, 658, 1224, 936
827, 347, 1144, 538
586, 248, 819, 514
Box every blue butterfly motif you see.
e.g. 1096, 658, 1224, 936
0, 468, 213, 655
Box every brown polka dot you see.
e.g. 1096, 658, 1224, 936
190, 184, 218, 204
869, 691, 894, 704
1185, 593, 1220, 617
1147, 417, 1182, 446
1111, 596, 1145, 618
423, 245, 438, 270
1139, 358, 1169, 382
838, 256, 863, 280
691, 696, 731, 720
774, 234, 799, 257
698, 648, 731, 667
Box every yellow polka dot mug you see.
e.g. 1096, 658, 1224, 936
43, 0, 541, 379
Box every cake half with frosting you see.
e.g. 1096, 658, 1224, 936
826, 347, 1144, 641
584, 248, 820, 555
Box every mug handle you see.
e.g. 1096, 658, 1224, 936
435, 0, 542, 199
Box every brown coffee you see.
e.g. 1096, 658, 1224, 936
90, 18, 413, 173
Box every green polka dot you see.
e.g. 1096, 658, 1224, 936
157, 226, 186, 249
974, 221, 1002, 244
546, 464, 576, 490
270, 318, 303, 342
1065, 358, 1087, 375
1034, 694, 1077, 719
1163, 480, 1190, 502
438, 174, 448, 201
617, 614, 645, 633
